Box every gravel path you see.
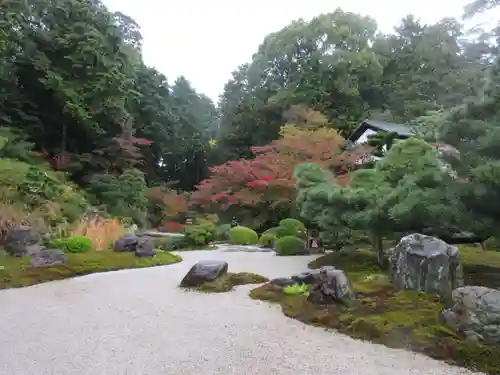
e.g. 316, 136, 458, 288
0, 249, 485, 375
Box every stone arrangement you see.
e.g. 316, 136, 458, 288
5, 227, 67, 268
440, 286, 500, 345
271, 266, 355, 305
388, 233, 464, 296
180, 260, 229, 287
113, 235, 156, 258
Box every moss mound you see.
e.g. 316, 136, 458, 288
0, 250, 182, 289
186, 272, 269, 293
250, 247, 500, 374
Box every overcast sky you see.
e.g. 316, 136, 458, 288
103, 0, 481, 102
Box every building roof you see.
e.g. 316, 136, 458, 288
348, 119, 413, 142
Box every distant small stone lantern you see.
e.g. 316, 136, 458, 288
230, 217, 238, 228
307, 229, 324, 254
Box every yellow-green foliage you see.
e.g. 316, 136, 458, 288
250, 248, 500, 374
0, 250, 182, 289
258, 232, 277, 247
229, 226, 258, 245
275, 235, 305, 255
183, 272, 268, 293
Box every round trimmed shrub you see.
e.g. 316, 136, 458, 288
229, 226, 258, 245
59, 236, 93, 253
263, 226, 280, 236
277, 218, 306, 239
276, 235, 305, 256
258, 232, 277, 247
484, 236, 500, 251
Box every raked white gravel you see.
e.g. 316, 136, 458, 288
0, 249, 487, 375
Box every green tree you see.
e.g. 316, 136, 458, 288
295, 138, 465, 265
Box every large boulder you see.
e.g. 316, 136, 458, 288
389, 233, 464, 295
180, 260, 228, 287
5, 226, 43, 257
114, 236, 139, 252
440, 286, 500, 344
30, 249, 67, 268
135, 237, 156, 258
308, 266, 356, 305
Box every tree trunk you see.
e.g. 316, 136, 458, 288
372, 233, 387, 269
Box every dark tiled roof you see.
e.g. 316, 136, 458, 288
363, 119, 413, 137
348, 119, 413, 142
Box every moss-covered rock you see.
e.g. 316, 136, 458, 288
250, 248, 500, 374
0, 250, 182, 289
185, 272, 268, 293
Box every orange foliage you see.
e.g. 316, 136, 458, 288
71, 217, 126, 250
191, 122, 372, 215
146, 188, 188, 219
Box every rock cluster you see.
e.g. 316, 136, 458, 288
5, 227, 67, 268
271, 266, 355, 305
114, 235, 156, 258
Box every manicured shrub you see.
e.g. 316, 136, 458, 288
263, 226, 280, 236
48, 236, 93, 253
184, 222, 216, 246
229, 226, 258, 245
276, 235, 305, 255
277, 218, 306, 239
259, 232, 277, 247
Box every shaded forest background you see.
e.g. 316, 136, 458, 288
0, 0, 499, 230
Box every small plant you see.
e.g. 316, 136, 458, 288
258, 232, 277, 247
71, 217, 126, 250
276, 235, 306, 255
229, 226, 258, 245
283, 283, 309, 296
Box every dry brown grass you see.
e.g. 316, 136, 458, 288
71, 217, 126, 250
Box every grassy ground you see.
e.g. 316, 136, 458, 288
250, 246, 500, 374
182, 272, 269, 293
0, 250, 183, 290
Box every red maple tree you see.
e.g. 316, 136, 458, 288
190, 123, 371, 225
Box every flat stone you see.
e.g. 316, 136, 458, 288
180, 260, 229, 287
30, 249, 67, 268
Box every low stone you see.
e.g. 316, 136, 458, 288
135, 237, 156, 258
291, 270, 321, 285
308, 266, 355, 305
440, 286, 500, 345
389, 233, 464, 296
30, 249, 67, 268
5, 227, 42, 257
114, 236, 139, 252
270, 277, 296, 287
180, 260, 229, 287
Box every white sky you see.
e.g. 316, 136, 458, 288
103, 0, 487, 102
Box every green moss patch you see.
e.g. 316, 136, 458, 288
251, 248, 500, 374
0, 250, 182, 289
186, 272, 269, 293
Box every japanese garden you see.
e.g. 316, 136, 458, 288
1, 0, 500, 374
